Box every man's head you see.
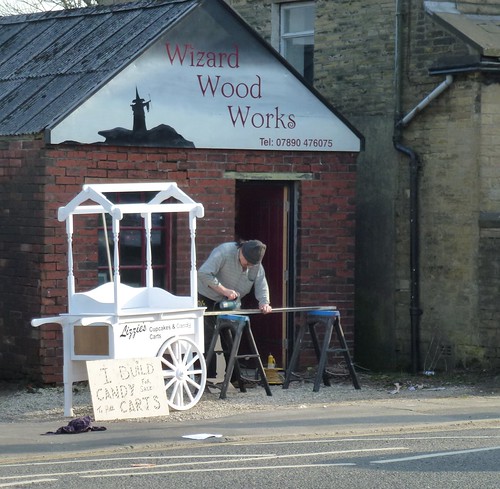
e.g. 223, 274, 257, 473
241, 240, 266, 265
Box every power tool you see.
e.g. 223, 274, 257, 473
218, 297, 241, 310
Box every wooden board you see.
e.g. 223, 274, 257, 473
204, 306, 337, 316
74, 325, 109, 356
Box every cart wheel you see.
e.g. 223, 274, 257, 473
157, 336, 207, 411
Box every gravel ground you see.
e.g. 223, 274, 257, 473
1, 369, 498, 424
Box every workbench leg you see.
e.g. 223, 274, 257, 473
313, 320, 334, 392
219, 327, 245, 399
282, 324, 307, 389
244, 324, 272, 396
308, 322, 332, 388
334, 317, 361, 390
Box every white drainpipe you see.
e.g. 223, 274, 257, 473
400, 75, 454, 127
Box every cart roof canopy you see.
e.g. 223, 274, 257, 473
57, 182, 204, 221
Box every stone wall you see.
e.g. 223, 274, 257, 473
477, 81, 500, 366
224, 0, 500, 370
403, 75, 482, 370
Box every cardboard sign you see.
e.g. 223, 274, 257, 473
87, 357, 169, 421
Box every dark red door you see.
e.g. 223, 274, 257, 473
235, 182, 289, 368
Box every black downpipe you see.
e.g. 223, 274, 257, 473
394, 142, 422, 373
395, 0, 421, 374
394, 1, 455, 373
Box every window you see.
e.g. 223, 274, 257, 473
279, 2, 315, 84
98, 192, 173, 289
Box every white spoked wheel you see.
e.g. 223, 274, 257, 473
157, 336, 207, 411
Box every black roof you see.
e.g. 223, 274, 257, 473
0, 0, 198, 136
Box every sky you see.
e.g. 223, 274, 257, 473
2, 0, 70, 15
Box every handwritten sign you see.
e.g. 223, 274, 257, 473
87, 357, 169, 421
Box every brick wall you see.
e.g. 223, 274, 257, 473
0, 141, 357, 383
0, 137, 48, 381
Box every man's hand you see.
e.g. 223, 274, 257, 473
211, 284, 238, 300
259, 304, 272, 314
225, 289, 239, 300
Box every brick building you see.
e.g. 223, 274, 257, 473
0, 0, 362, 383
225, 0, 500, 371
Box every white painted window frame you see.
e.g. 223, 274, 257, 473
272, 1, 315, 80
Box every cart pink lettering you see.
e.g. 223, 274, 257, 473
165, 43, 240, 68
174, 321, 191, 330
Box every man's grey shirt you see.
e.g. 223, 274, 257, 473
198, 242, 270, 306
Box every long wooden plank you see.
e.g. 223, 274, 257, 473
204, 306, 337, 316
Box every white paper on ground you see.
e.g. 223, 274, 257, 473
182, 433, 223, 440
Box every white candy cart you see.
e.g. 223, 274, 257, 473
31, 183, 207, 416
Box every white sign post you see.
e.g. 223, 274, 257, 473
87, 357, 169, 421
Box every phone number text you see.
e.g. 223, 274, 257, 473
259, 137, 333, 148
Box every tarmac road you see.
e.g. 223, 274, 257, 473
1, 428, 499, 489
0, 396, 499, 489
0, 395, 499, 462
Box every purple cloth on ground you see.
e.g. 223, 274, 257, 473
44, 416, 106, 435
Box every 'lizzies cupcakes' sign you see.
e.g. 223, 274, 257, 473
120, 319, 194, 342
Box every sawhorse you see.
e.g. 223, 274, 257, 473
283, 310, 360, 391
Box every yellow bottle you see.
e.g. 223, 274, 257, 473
267, 353, 276, 369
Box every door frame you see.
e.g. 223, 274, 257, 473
235, 179, 297, 367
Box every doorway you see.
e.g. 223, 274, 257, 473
235, 180, 294, 368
